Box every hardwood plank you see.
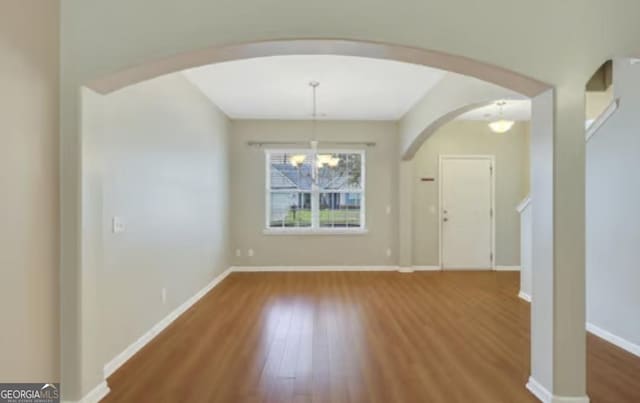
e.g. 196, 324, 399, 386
102, 271, 640, 403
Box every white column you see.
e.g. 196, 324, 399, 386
529, 86, 588, 402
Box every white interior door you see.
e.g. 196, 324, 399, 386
440, 156, 493, 269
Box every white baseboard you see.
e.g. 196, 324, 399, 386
398, 266, 442, 273
552, 397, 590, 403
412, 265, 442, 271
63, 381, 110, 403
518, 290, 532, 302
515, 301, 638, 358
587, 322, 640, 357
526, 377, 589, 403
103, 267, 233, 378
231, 265, 399, 272
495, 265, 521, 271
397, 266, 414, 273
231, 265, 443, 273
526, 377, 552, 403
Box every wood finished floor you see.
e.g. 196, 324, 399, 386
104, 272, 640, 403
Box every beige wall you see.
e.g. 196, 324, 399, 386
412, 120, 530, 266
230, 120, 398, 267
0, 1, 60, 382
82, 73, 231, 382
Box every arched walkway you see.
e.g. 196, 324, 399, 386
67, 38, 581, 403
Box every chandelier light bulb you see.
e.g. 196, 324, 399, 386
289, 154, 307, 167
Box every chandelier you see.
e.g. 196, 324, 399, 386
289, 81, 340, 168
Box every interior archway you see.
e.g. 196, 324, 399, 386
72, 38, 562, 402
86, 39, 550, 97
83, 38, 549, 163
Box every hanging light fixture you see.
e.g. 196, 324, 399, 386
289, 81, 340, 168
488, 101, 515, 133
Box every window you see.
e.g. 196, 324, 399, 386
266, 150, 365, 232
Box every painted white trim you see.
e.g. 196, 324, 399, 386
232, 265, 398, 272
232, 265, 443, 272
526, 377, 552, 403
438, 155, 496, 270
399, 266, 443, 273
495, 265, 521, 271
587, 322, 640, 357
526, 377, 590, 403
518, 291, 532, 302
551, 397, 590, 403
411, 265, 442, 271
263, 228, 368, 235
585, 98, 619, 142
103, 267, 233, 378
441, 266, 493, 270
63, 381, 110, 403
517, 195, 531, 213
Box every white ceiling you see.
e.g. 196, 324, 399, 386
183, 55, 447, 120
458, 99, 531, 121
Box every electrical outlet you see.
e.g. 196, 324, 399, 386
235, 249, 241, 257
161, 288, 167, 304
386, 248, 392, 257
248, 249, 254, 257
112, 216, 126, 233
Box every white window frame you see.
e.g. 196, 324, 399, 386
264, 149, 367, 235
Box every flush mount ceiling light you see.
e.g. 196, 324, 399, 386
488, 101, 515, 133
290, 81, 341, 168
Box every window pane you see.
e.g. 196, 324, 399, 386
269, 192, 311, 228
317, 152, 362, 191
319, 192, 362, 228
269, 152, 312, 191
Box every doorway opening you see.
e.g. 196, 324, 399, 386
66, 39, 565, 403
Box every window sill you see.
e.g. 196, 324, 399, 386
263, 228, 369, 236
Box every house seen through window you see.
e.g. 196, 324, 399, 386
266, 150, 365, 231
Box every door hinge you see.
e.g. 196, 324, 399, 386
490, 208, 493, 218
490, 165, 493, 175
490, 252, 494, 262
